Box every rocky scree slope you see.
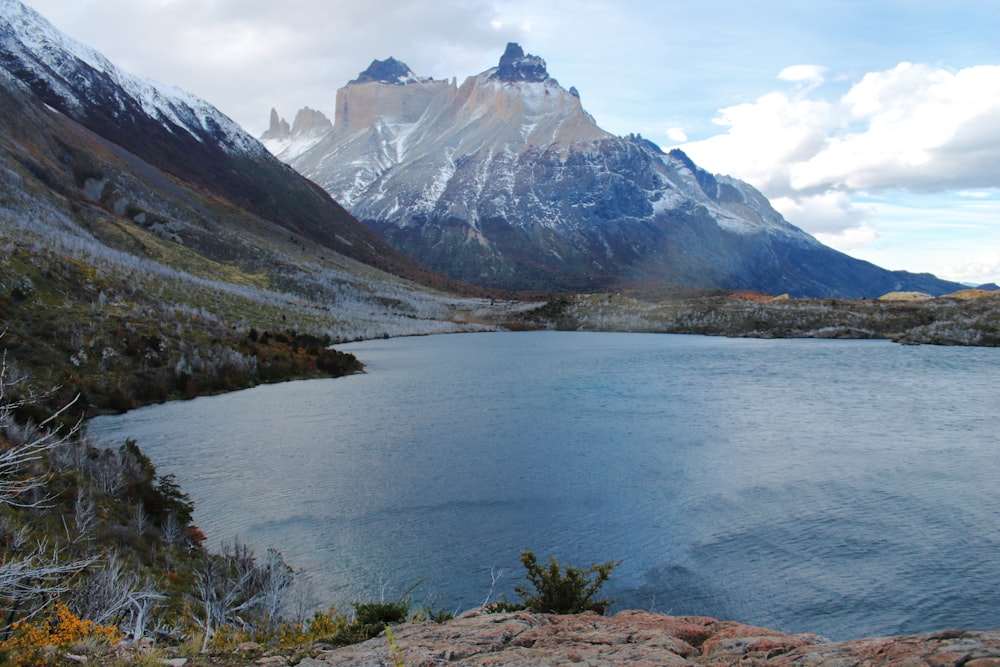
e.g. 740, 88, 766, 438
270, 43, 963, 298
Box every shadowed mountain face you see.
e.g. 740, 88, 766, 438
271, 43, 963, 297
0, 0, 463, 290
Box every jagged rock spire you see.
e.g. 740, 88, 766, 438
490, 42, 552, 83
261, 108, 290, 141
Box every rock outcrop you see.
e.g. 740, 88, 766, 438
260, 106, 332, 158
262, 107, 291, 141
491, 42, 552, 83
262, 106, 332, 142
297, 609, 1000, 667
351, 56, 432, 85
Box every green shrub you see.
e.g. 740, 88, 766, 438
353, 600, 409, 627
319, 599, 411, 647
511, 549, 620, 615
414, 603, 454, 623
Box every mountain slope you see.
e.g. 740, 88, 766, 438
273, 43, 962, 298
0, 0, 469, 290
0, 0, 517, 414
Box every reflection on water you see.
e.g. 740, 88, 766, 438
89, 332, 1000, 640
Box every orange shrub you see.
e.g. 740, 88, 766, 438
0, 601, 122, 667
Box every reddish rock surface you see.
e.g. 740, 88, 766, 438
295, 609, 1000, 667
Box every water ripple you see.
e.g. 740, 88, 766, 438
89, 332, 1000, 640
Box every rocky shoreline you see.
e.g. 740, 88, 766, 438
292, 609, 1000, 667
516, 290, 1000, 348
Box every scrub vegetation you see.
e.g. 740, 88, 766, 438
0, 356, 619, 665
0, 353, 428, 665
0, 201, 529, 421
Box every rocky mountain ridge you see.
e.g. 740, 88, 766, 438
267, 43, 964, 297
0, 0, 259, 156
491, 41, 553, 84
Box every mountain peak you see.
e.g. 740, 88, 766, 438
290, 106, 332, 136
261, 107, 291, 141
490, 42, 552, 83
272, 43, 965, 297
350, 57, 427, 85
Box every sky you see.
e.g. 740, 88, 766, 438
24, 0, 1000, 285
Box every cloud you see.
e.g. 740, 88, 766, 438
813, 227, 880, 253
666, 127, 688, 142
29, 0, 518, 133
943, 250, 1000, 285
684, 91, 841, 197
794, 63, 1000, 193
682, 62, 1000, 244
769, 190, 873, 236
777, 64, 826, 84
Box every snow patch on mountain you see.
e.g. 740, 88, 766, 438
261, 106, 332, 161
419, 151, 456, 212
262, 133, 326, 162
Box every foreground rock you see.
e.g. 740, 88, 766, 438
299, 609, 1000, 667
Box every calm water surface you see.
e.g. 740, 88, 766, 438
89, 332, 1000, 640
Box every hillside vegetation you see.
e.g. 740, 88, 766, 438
0, 220, 516, 419
0, 107, 531, 420
513, 291, 1000, 346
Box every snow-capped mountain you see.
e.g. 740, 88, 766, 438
262, 106, 333, 161
271, 43, 962, 297
0, 0, 452, 283
0, 0, 258, 157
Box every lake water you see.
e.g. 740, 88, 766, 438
88, 331, 1000, 640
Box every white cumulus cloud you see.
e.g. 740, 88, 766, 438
682, 62, 1000, 248
943, 250, 1000, 285
777, 64, 827, 84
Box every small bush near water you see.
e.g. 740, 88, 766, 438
487, 549, 620, 615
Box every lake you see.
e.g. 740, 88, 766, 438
88, 331, 1000, 640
